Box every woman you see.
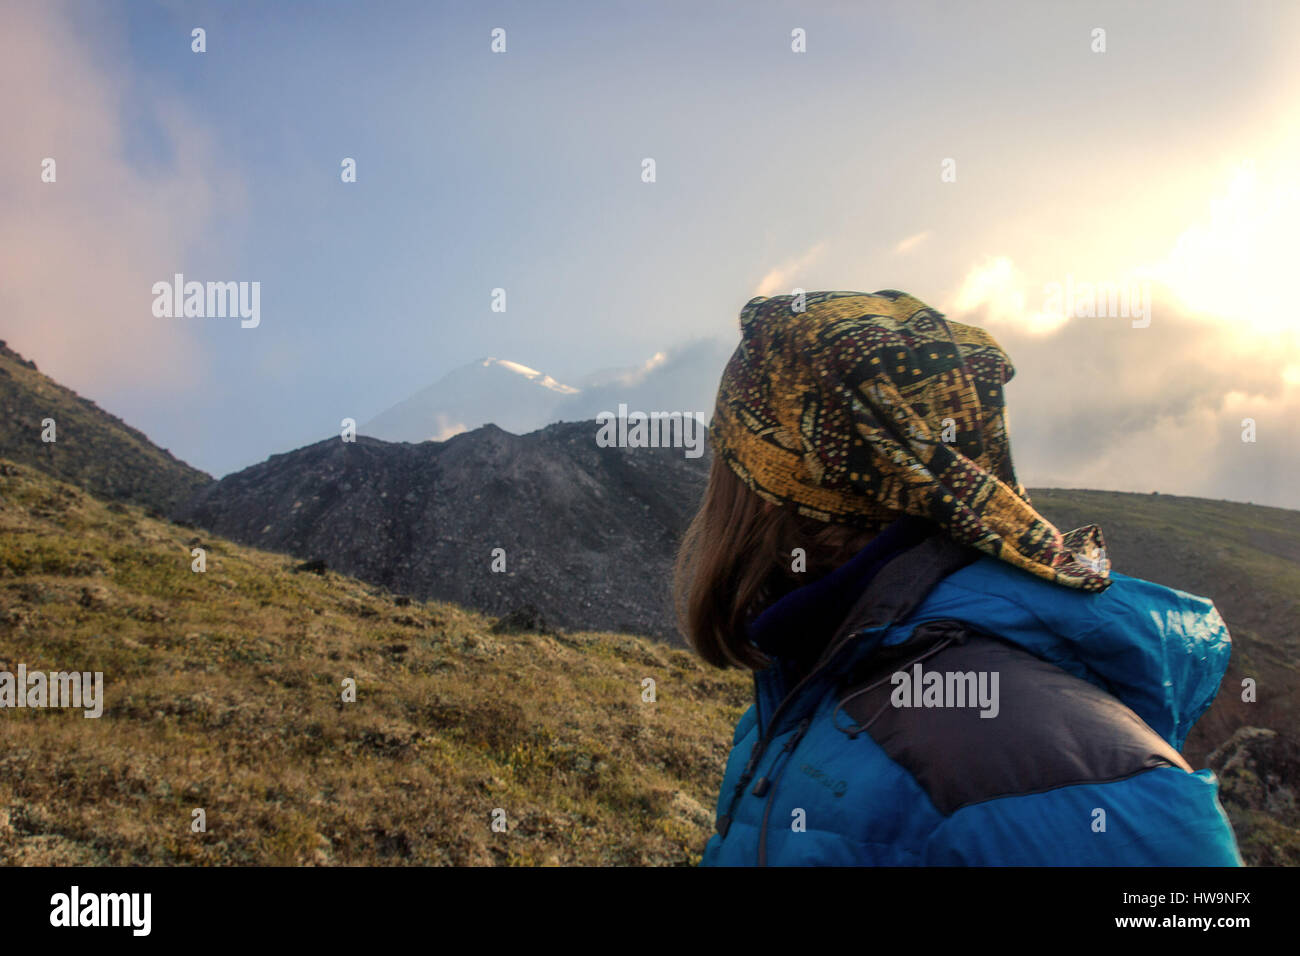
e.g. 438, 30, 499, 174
676, 289, 1242, 866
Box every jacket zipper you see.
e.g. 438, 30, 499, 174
750, 635, 955, 862
717, 623, 964, 844
756, 716, 812, 866
716, 626, 868, 838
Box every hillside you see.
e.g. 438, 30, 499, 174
175, 421, 710, 639
0, 460, 748, 865
0, 341, 212, 512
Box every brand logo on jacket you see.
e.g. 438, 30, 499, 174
798, 763, 848, 797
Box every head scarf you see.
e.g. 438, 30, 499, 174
709, 289, 1110, 591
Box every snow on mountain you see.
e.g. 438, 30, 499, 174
361, 340, 734, 443
360, 358, 579, 442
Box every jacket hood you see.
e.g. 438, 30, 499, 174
886, 556, 1233, 752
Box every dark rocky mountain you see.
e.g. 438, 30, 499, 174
0, 340, 212, 512
176, 421, 711, 639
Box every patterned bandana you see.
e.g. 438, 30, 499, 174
709, 289, 1111, 591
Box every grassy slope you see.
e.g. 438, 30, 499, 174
0, 460, 749, 865
0, 343, 211, 513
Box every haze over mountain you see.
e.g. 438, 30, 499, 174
362, 339, 733, 444
362, 358, 582, 442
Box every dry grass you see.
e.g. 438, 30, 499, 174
0, 460, 749, 865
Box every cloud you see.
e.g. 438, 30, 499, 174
952, 257, 1071, 336
949, 284, 1300, 510
0, 1, 241, 393
429, 414, 468, 442
754, 242, 827, 297
894, 231, 931, 254
944, 143, 1300, 508
579, 351, 669, 390
556, 338, 733, 422
1140, 156, 1300, 337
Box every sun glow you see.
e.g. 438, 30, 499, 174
1141, 157, 1300, 337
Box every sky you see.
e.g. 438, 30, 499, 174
2, 0, 1299, 509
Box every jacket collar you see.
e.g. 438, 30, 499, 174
747, 515, 937, 711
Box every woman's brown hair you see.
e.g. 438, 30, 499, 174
673, 456, 882, 670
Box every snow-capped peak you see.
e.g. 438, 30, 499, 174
481, 357, 580, 395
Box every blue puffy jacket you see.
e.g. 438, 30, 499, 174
701, 517, 1243, 866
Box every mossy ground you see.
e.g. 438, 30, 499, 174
0, 460, 749, 865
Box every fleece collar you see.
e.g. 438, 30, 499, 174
747, 514, 937, 707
